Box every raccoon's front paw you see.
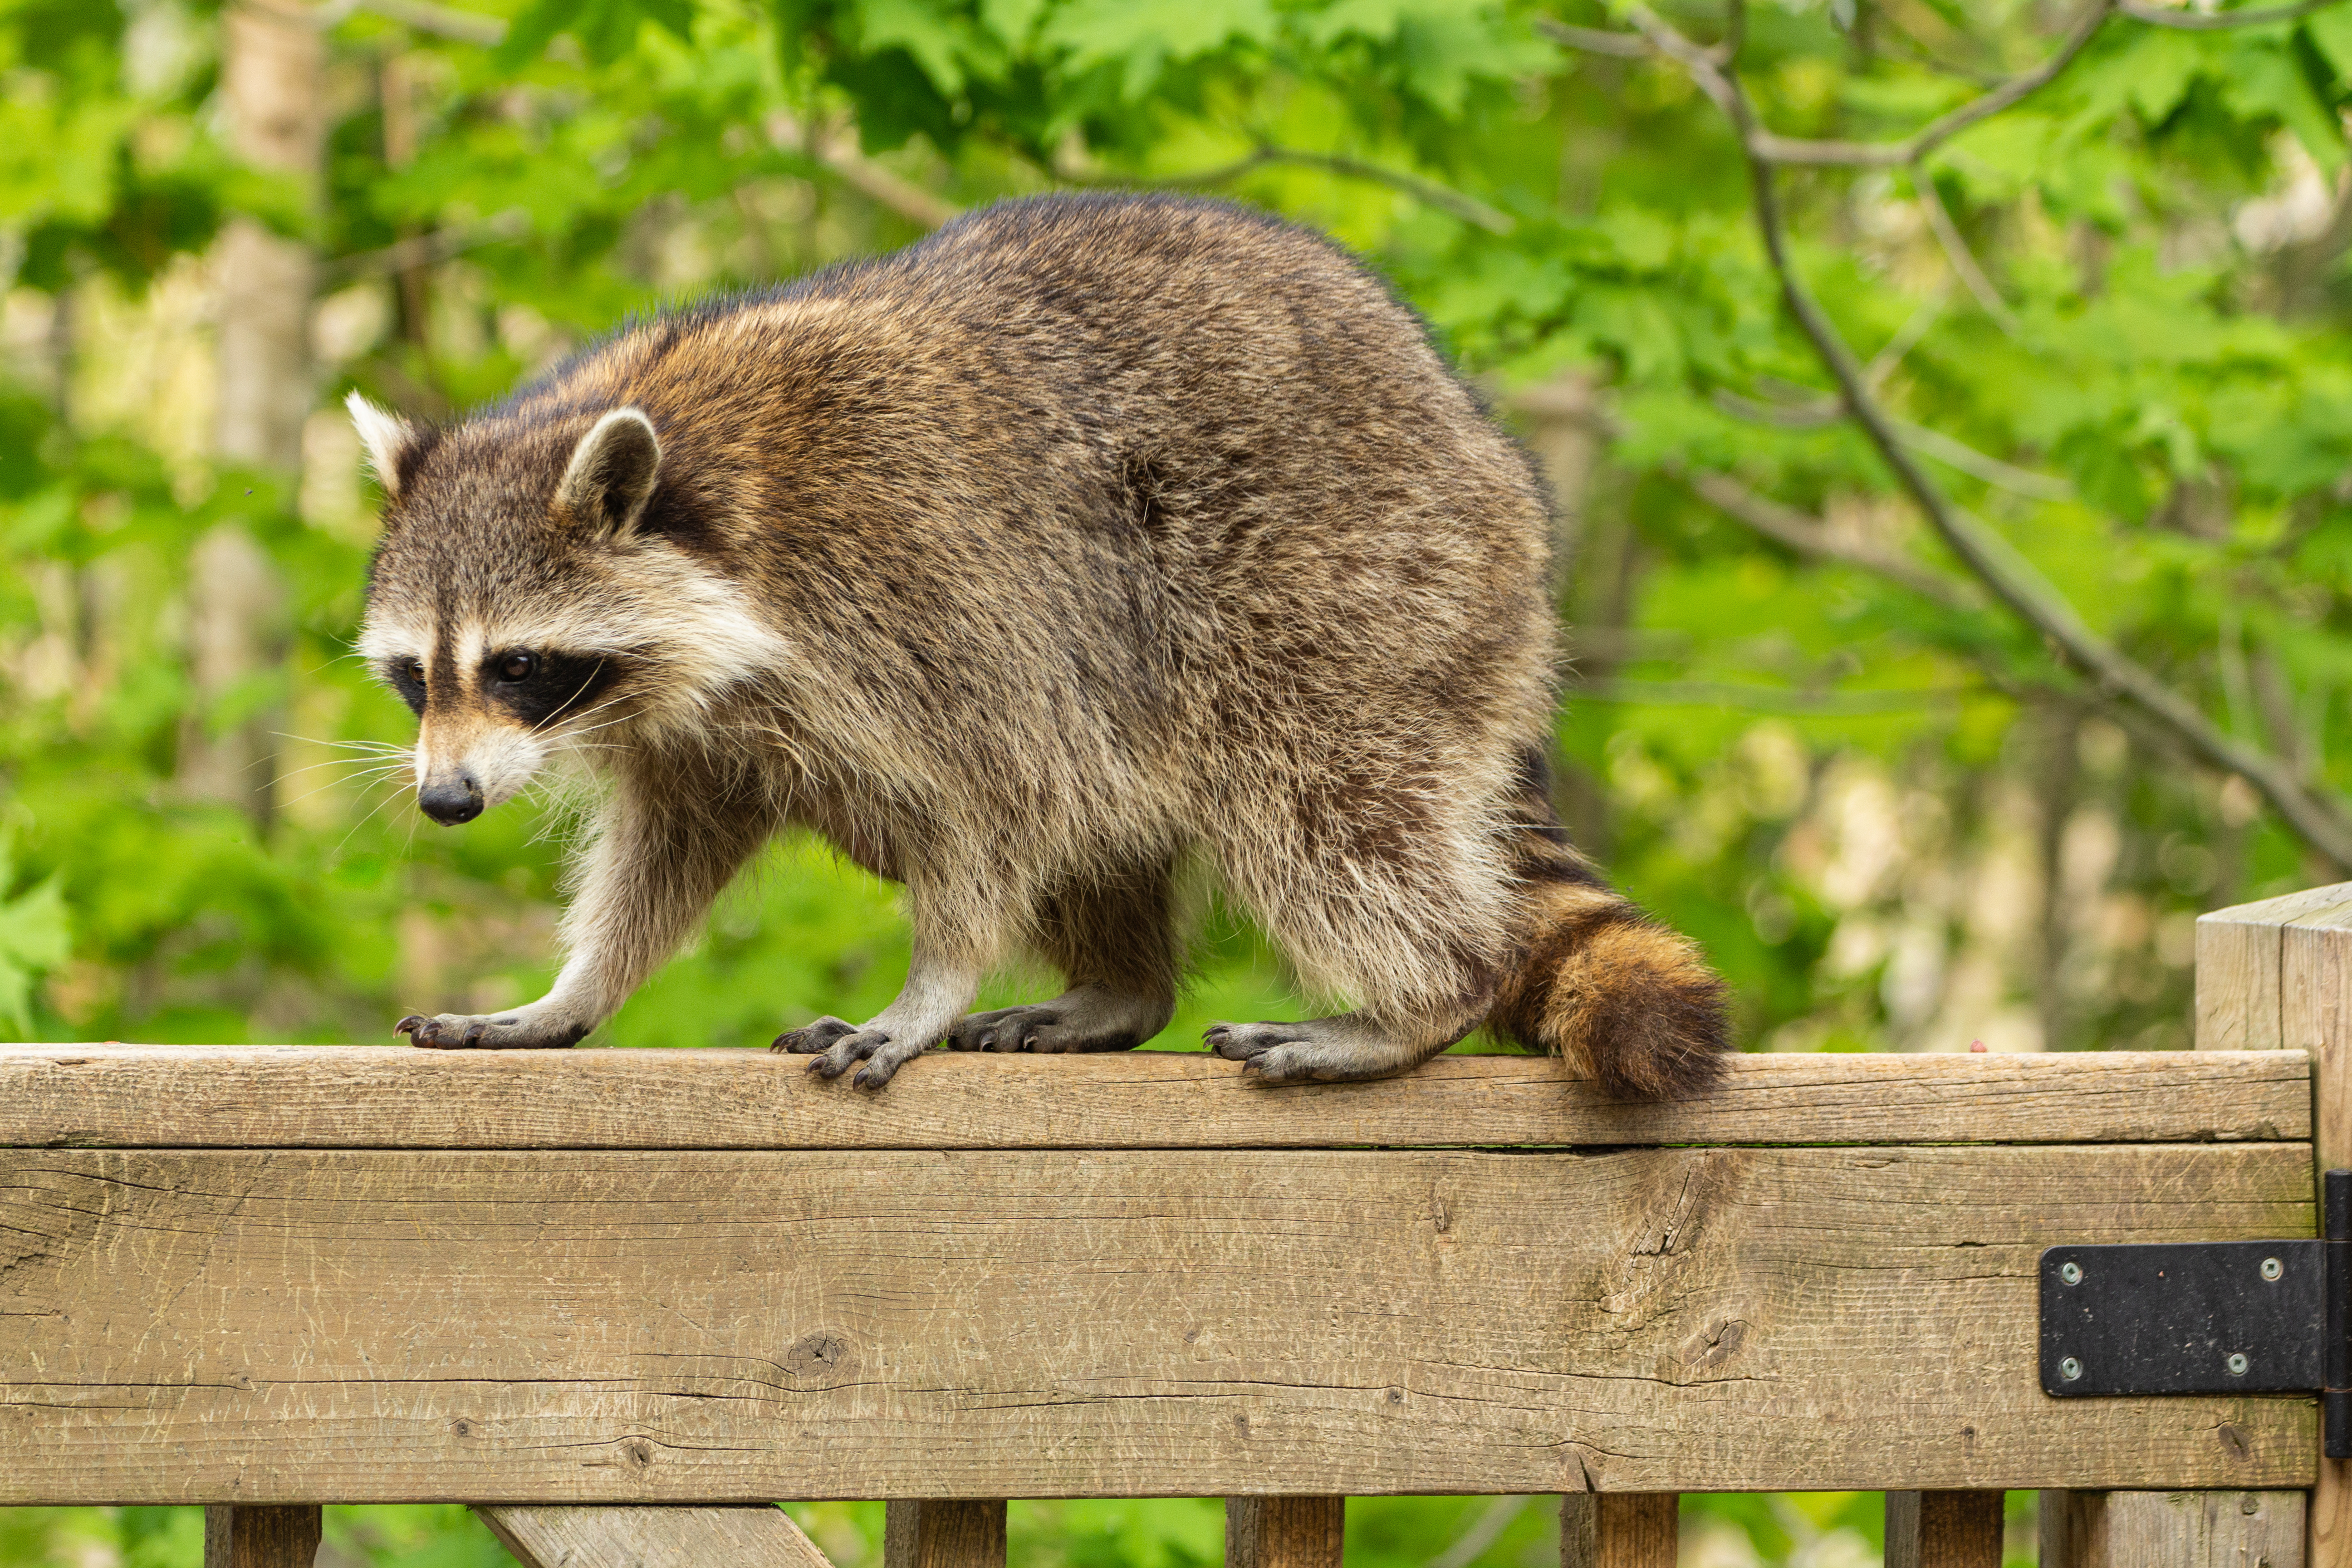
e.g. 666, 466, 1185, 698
775, 1017, 929, 1089
397, 1011, 589, 1050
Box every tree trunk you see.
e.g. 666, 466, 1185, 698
187, 2, 320, 828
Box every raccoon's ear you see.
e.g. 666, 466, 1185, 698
346, 390, 419, 499
556, 407, 663, 536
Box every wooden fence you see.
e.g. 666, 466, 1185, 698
4, 882, 2350, 1568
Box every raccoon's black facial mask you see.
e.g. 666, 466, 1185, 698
387, 656, 426, 716
481, 650, 621, 730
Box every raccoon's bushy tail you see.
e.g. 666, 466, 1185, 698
1487, 757, 1729, 1099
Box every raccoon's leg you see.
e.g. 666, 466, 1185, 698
773, 927, 982, 1088
1200, 797, 1509, 1084
400, 773, 777, 1049
944, 862, 1180, 1054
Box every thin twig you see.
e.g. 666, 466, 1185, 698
1713, 390, 2076, 502
1137, 146, 1515, 234
2121, 0, 2344, 27
1532, 17, 1648, 57
1428, 1498, 1530, 1568
357, 0, 503, 43
323, 208, 529, 283
1630, 2, 2352, 869
1682, 469, 1981, 608
1574, 677, 1981, 714
1912, 162, 2020, 335
759, 111, 961, 229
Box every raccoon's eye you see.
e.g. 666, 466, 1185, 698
400, 658, 423, 684
496, 651, 538, 683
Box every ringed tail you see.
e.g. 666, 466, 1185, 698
1488, 753, 1730, 1099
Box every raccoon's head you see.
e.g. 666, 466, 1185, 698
351, 391, 778, 826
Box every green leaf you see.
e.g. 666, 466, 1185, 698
0, 844, 69, 1034
2305, 5, 2352, 83
2221, 39, 2346, 170
1041, 0, 1277, 98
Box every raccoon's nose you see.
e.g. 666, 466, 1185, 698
418, 774, 485, 826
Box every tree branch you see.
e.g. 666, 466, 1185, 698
323, 208, 529, 283
767, 112, 962, 229
1531, 17, 1648, 58
1633, 2, 2352, 872
2120, 0, 2345, 28
1682, 469, 1982, 608
1140, 147, 1515, 234
1566, 3, 2114, 168
1713, 389, 2076, 502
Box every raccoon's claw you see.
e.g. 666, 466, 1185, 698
397, 1010, 588, 1050
1206, 1021, 1327, 1085
772, 1016, 858, 1055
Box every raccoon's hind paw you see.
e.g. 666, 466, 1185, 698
396, 1011, 588, 1050
778, 1018, 929, 1089
1206, 1015, 1447, 1084
944, 987, 1168, 1054
1206, 1021, 1338, 1083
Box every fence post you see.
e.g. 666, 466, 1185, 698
1226, 1498, 1344, 1568
885, 1502, 1007, 1568
2200, 883, 2352, 1568
2038, 1490, 2305, 1566
1558, 1495, 1675, 1568
1883, 1490, 2001, 1568
203, 1506, 319, 1568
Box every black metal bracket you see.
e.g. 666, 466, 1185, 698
2040, 1168, 2352, 1458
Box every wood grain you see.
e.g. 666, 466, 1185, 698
2198, 883, 2352, 1568
0, 1045, 2309, 1150
203, 1505, 319, 1568
1225, 1499, 1343, 1568
1558, 1495, 1675, 1568
885, 1502, 1005, 1568
0, 1143, 2313, 1502
1883, 1491, 2001, 1568
480, 1504, 837, 1568
2039, 1489, 2305, 1567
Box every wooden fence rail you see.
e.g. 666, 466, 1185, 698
2, 881, 2348, 1567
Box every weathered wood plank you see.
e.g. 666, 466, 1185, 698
1225, 1499, 1343, 1568
885, 1501, 1005, 1568
0, 1045, 2308, 1149
203, 1505, 319, 1568
2199, 882, 2352, 1056
480, 1504, 836, 1568
1883, 1491, 2001, 1568
0, 1144, 2313, 1501
2199, 882, 2352, 1568
1558, 1495, 1675, 1568
2039, 1489, 2306, 1567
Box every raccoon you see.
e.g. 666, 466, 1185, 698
352, 192, 1727, 1096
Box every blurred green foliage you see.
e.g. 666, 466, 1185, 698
4, 0, 2351, 1561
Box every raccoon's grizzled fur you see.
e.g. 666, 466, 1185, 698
353, 192, 1728, 1095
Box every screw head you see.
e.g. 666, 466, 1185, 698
2059, 1261, 2083, 1285
2228, 1352, 2250, 1377
2059, 1356, 2082, 1382
2262, 1256, 2284, 1282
